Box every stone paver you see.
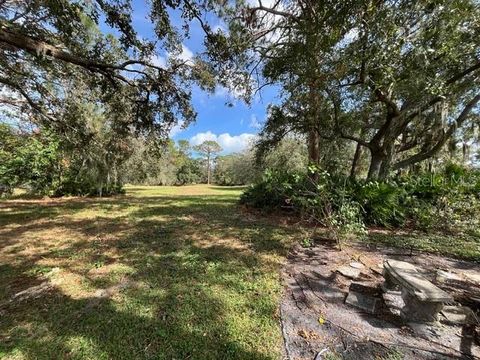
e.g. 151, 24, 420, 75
345, 291, 379, 314
441, 306, 478, 325
337, 266, 361, 280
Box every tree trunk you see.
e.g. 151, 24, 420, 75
367, 151, 383, 180
307, 128, 320, 182
207, 152, 211, 185
307, 129, 320, 165
378, 141, 395, 180
350, 142, 363, 179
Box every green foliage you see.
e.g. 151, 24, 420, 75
0, 125, 61, 195
355, 181, 407, 227
262, 137, 309, 174
1, 0, 243, 145
241, 168, 366, 243
176, 159, 203, 185
121, 139, 204, 186
214, 151, 259, 185
225, 0, 480, 180
241, 165, 480, 239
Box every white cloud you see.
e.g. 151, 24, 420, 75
190, 130, 217, 144
169, 120, 185, 137
249, 114, 262, 130
148, 44, 194, 69
178, 44, 194, 62
190, 131, 256, 153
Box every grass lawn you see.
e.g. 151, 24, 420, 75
0, 185, 299, 360
1, 185, 478, 360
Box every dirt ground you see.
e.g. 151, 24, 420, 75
280, 239, 480, 360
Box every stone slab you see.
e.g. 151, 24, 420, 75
384, 259, 452, 302
441, 306, 478, 325
337, 266, 361, 280
464, 272, 480, 284
436, 270, 462, 283
371, 264, 384, 275
345, 291, 378, 314
349, 261, 365, 270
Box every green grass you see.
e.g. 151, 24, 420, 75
0, 185, 298, 360
1, 185, 478, 360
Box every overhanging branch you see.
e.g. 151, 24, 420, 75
393, 93, 480, 170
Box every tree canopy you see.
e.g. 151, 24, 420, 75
194, 140, 223, 185
222, 0, 480, 179
1, 0, 479, 195
0, 0, 246, 139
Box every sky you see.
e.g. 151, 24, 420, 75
125, 0, 279, 155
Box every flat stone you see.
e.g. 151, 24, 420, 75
349, 261, 365, 270
384, 259, 452, 302
371, 264, 383, 275
436, 270, 462, 283
337, 266, 361, 280
345, 291, 379, 314
464, 272, 480, 284
441, 306, 478, 325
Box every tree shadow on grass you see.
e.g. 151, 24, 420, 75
0, 192, 297, 359
0, 265, 275, 360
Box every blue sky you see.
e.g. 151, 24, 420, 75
126, 0, 278, 154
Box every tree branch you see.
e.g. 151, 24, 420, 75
0, 27, 169, 83
446, 59, 480, 85
249, 4, 297, 20
0, 76, 55, 121
393, 93, 480, 170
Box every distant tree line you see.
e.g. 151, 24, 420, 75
0, 121, 310, 196
1, 0, 479, 197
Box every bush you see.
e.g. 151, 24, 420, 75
0, 125, 62, 195
241, 166, 480, 235
354, 181, 407, 227
240, 170, 298, 208
241, 167, 366, 242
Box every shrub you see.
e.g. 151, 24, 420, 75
354, 180, 407, 227
241, 167, 366, 243
241, 166, 480, 236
